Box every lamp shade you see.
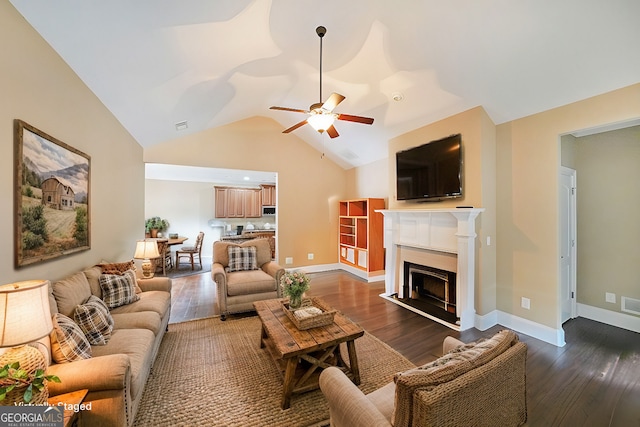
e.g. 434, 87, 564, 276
0, 280, 53, 348
307, 113, 336, 132
134, 240, 160, 260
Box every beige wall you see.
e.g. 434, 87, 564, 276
143, 116, 349, 267
374, 107, 498, 315
1, 2, 145, 284
572, 126, 640, 312
497, 84, 640, 329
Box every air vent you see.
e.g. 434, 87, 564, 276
621, 296, 640, 316
175, 120, 188, 131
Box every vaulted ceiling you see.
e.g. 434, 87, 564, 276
10, 0, 640, 169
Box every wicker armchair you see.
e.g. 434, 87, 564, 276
212, 238, 284, 320
319, 330, 527, 427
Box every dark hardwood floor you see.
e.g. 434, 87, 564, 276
168, 270, 640, 426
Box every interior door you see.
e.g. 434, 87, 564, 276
559, 167, 577, 323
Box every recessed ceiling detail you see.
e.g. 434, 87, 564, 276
9, 0, 640, 169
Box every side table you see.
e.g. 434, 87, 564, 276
47, 389, 89, 427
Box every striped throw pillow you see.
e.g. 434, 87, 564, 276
51, 313, 92, 363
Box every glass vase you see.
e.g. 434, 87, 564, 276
289, 294, 303, 310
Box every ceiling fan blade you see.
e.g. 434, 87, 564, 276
282, 119, 308, 133
270, 106, 308, 113
321, 93, 346, 112
326, 124, 339, 138
337, 113, 374, 125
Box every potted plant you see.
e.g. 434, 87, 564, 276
280, 270, 310, 309
0, 361, 60, 404
145, 217, 170, 238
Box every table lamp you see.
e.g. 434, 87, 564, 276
134, 240, 160, 278
0, 280, 54, 404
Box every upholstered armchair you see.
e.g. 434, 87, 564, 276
212, 238, 284, 320
319, 330, 527, 427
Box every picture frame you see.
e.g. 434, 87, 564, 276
14, 119, 91, 267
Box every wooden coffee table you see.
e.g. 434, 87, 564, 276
254, 297, 364, 409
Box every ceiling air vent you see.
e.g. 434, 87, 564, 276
175, 120, 188, 131
621, 296, 640, 316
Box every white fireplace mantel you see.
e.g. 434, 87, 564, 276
377, 208, 484, 331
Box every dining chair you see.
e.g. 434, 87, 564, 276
153, 239, 170, 275
175, 231, 204, 270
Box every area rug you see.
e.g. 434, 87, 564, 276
166, 263, 211, 279
133, 316, 415, 427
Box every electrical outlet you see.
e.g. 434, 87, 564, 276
486, 236, 491, 246
285, 257, 293, 265
307, 253, 314, 260
521, 297, 531, 310
605, 292, 616, 303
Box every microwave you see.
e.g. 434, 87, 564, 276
262, 206, 276, 216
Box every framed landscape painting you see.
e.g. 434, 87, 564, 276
14, 119, 91, 267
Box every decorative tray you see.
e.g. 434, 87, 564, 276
281, 297, 336, 330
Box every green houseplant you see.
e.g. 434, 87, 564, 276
0, 361, 60, 404
145, 217, 170, 237
280, 271, 310, 309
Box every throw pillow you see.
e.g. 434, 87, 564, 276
226, 246, 259, 272
98, 260, 136, 275
99, 269, 140, 309
50, 313, 92, 363
74, 295, 114, 345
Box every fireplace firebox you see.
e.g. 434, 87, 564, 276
401, 262, 458, 324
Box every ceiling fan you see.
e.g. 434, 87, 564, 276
270, 26, 374, 138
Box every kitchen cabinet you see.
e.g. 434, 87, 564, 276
244, 189, 262, 218
260, 184, 276, 206
338, 198, 385, 280
214, 186, 262, 218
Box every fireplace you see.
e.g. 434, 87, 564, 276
378, 208, 484, 331
403, 262, 458, 324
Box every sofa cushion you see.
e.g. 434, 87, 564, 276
74, 295, 114, 345
52, 271, 92, 319
111, 311, 163, 336
226, 269, 277, 296
50, 313, 92, 363
109, 290, 170, 319
226, 246, 259, 272
91, 328, 155, 401
99, 270, 140, 309
392, 330, 518, 427
214, 239, 271, 267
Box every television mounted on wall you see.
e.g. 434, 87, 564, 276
396, 133, 463, 202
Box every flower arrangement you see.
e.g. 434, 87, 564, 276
280, 270, 310, 309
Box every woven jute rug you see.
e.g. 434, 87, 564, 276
133, 315, 415, 427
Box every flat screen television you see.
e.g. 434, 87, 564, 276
396, 133, 463, 202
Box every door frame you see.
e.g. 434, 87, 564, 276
559, 166, 577, 323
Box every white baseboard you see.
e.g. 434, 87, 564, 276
292, 263, 341, 274
338, 264, 385, 282
475, 310, 566, 347
577, 303, 640, 334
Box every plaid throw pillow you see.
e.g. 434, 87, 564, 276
227, 246, 258, 272
50, 313, 92, 363
74, 295, 114, 345
99, 269, 140, 309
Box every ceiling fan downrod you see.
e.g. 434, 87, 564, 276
316, 26, 326, 106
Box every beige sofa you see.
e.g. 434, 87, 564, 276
319, 330, 527, 427
212, 238, 284, 320
44, 264, 171, 427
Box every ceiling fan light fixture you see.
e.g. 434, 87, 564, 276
307, 113, 336, 133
